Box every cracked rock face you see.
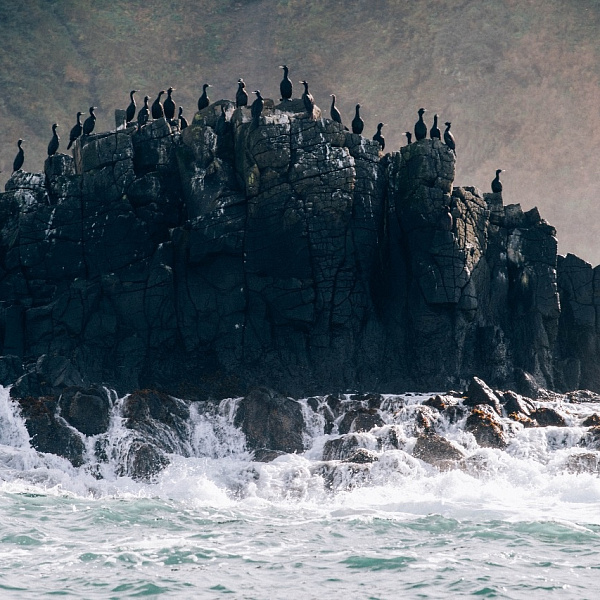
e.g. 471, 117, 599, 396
0, 99, 596, 396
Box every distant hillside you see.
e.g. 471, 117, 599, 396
1, 0, 599, 262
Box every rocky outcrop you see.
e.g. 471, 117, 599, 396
0, 98, 599, 397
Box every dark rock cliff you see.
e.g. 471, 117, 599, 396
0, 99, 597, 398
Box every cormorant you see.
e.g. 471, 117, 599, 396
137, 96, 150, 127
330, 94, 342, 124
373, 122, 385, 151
430, 114, 441, 140
47, 123, 60, 156
164, 87, 176, 120
414, 108, 427, 141
178, 106, 189, 130
251, 90, 264, 124
351, 104, 364, 135
67, 112, 83, 149
279, 65, 292, 100
440, 205, 453, 231
405, 131, 412, 144
491, 169, 504, 193
82, 106, 97, 136
12, 139, 24, 173
444, 121, 455, 151
300, 80, 314, 118
152, 90, 165, 119
236, 79, 248, 108
126, 90, 138, 124
198, 84, 211, 111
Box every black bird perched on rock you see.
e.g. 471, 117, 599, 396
12, 139, 24, 172
251, 90, 264, 124
491, 169, 504, 193
444, 121, 455, 151
373, 122, 385, 151
351, 104, 364, 135
430, 114, 441, 140
440, 205, 453, 231
126, 90, 138, 124
405, 131, 412, 144
236, 79, 248, 108
47, 123, 60, 156
67, 112, 83, 149
330, 94, 342, 124
198, 83, 211, 111
164, 87, 176, 120
152, 90, 165, 119
137, 96, 150, 127
178, 106, 188, 130
300, 80, 314, 118
414, 108, 427, 141
82, 106, 97, 136
280, 65, 292, 100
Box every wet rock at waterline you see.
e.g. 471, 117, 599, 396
18, 395, 86, 466
59, 386, 111, 436
412, 433, 466, 465
465, 404, 509, 449
234, 387, 305, 454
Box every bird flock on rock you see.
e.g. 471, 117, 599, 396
8, 65, 504, 194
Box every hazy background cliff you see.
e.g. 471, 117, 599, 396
1, 0, 599, 263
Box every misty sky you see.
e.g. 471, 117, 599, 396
1, 0, 599, 263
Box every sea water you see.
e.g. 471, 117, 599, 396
1, 386, 600, 599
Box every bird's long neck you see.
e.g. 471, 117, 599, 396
283, 67, 289, 78
178, 107, 183, 117
355, 106, 360, 117
433, 115, 438, 126
77, 114, 82, 124
130, 91, 135, 101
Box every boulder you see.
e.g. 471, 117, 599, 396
531, 406, 567, 427
465, 404, 509, 449
582, 413, 600, 427
234, 387, 304, 454
412, 433, 466, 465
17, 395, 85, 466
502, 390, 535, 416
117, 440, 169, 482
322, 434, 367, 461
337, 409, 384, 434
464, 377, 502, 415
59, 386, 112, 435
424, 394, 458, 412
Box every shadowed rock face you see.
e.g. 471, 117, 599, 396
0, 100, 598, 397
